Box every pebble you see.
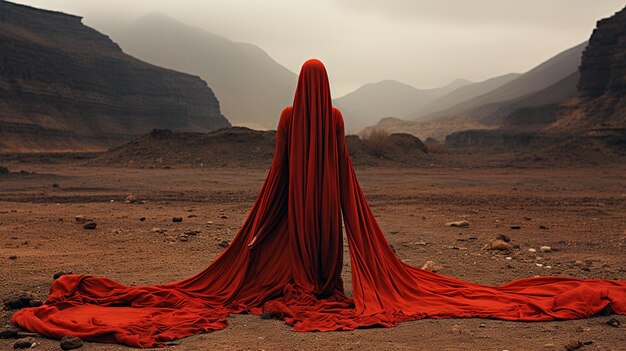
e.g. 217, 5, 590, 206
218, 240, 230, 248
420, 260, 443, 272
3, 293, 42, 310
60, 335, 83, 350
184, 230, 200, 236
220, 214, 228, 219
139, 217, 146, 221
528, 248, 536, 253
151, 227, 166, 233
606, 317, 620, 327
489, 240, 512, 251
510, 225, 521, 230
124, 195, 137, 204
74, 215, 88, 223
13, 339, 34, 349
0, 328, 19, 338
83, 222, 97, 230
445, 220, 469, 227
564, 340, 582, 350
9, 255, 17, 260
172, 217, 183, 223
505, 256, 512, 260
496, 234, 511, 242
540, 246, 552, 252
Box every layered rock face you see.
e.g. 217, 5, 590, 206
0, 1, 230, 152
550, 6, 626, 133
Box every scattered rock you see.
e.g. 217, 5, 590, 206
83, 222, 96, 230
8, 255, 17, 260
139, 217, 146, 221
53, 271, 72, 280
74, 215, 88, 223
528, 248, 536, 253
606, 317, 620, 327
184, 230, 200, 236
218, 240, 230, 248
445, 220, 469, 227
421, 260, 443, 272
542, 343, 556, 349
172, 217, 183, 223
52, 183, 60, 188
488, 240, 512, 251
510, 225, 521, 230
220, 214, 228, 219
3, 293, 42, 309
178, 235, 189, 242
151, 227, 166, 233
0, 328, 19, 338
124, 195, 137, 204
496, 234, 511, 242
539, 225, 548, 230
564, 340, 582, 350
13, 339, 34, 349
540, 246, 552, 252
60, 335, 83, 350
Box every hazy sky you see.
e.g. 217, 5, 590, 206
12, 0, 625, 96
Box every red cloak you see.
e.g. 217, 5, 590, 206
11, 59, 626, 348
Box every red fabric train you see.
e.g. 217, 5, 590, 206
12, 59, 626, 348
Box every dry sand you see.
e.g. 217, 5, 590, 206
1, 161, 625, 350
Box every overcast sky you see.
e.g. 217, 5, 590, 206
12, 0, 625, 96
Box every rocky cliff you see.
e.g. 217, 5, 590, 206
0, 1, 230, 152
549, 6, 626, 133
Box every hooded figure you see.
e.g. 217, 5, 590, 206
12, 59, 626, 348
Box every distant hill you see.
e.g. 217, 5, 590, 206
426, 42, 587, 124
410, 73, 521, 120
0, 1, 229, 153
359, 116, 494, 142
107, 13, 297, 130
333, 79, 472, 132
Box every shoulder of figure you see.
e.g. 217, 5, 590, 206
332, 107, 344, 129
278, 106, 293, 133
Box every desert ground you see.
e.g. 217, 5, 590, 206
1, 156, 625, 350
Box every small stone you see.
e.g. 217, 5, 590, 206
83, 222, 96, 230
540, 246, 551, 252
53, 271, 72, 280
184, 230, 200, 236
0, 328, 19, 339
489, 240, 512, 251
172, 217, 183, 223
13, 339, 34, 349
496, 234, 511, 242
151, 227, 165, 233
479, 323, 486, 328
9, 255, 17, 260
52, 183, 60, 188
582, 340, 593, 345
535, 263, 544, 267
3, 293, 39, 310
528, 248, 536, 253
445, 220, 469, 227
539, 225, 548, 230
542, 343, 556, 349
206, 221, 213, 225
139, 217, 146, 221
220, 214, 228, 219
218, 240, 230, 248
564, 340, 582, 350
74, 215, 88, 223
421, 260, 443, 272
178, 235, 189, 242
510, 225, 521, 230
60, 335, 83, 350
124, 195, 137, 204
505, 257, 512, 260
606, 317, 620, 327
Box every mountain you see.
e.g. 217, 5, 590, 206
106, 13, 297, 130
333, 79, 473, 132
549, 6, 626, 134
425, 42, 587, 124
410, 73, 521, 120
0, 1, 229, 153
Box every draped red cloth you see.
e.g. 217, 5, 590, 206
12, 59, 626, 348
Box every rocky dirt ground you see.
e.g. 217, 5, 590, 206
0, 160, 625, 350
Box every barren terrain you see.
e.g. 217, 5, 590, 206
1, 158, 625, 350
